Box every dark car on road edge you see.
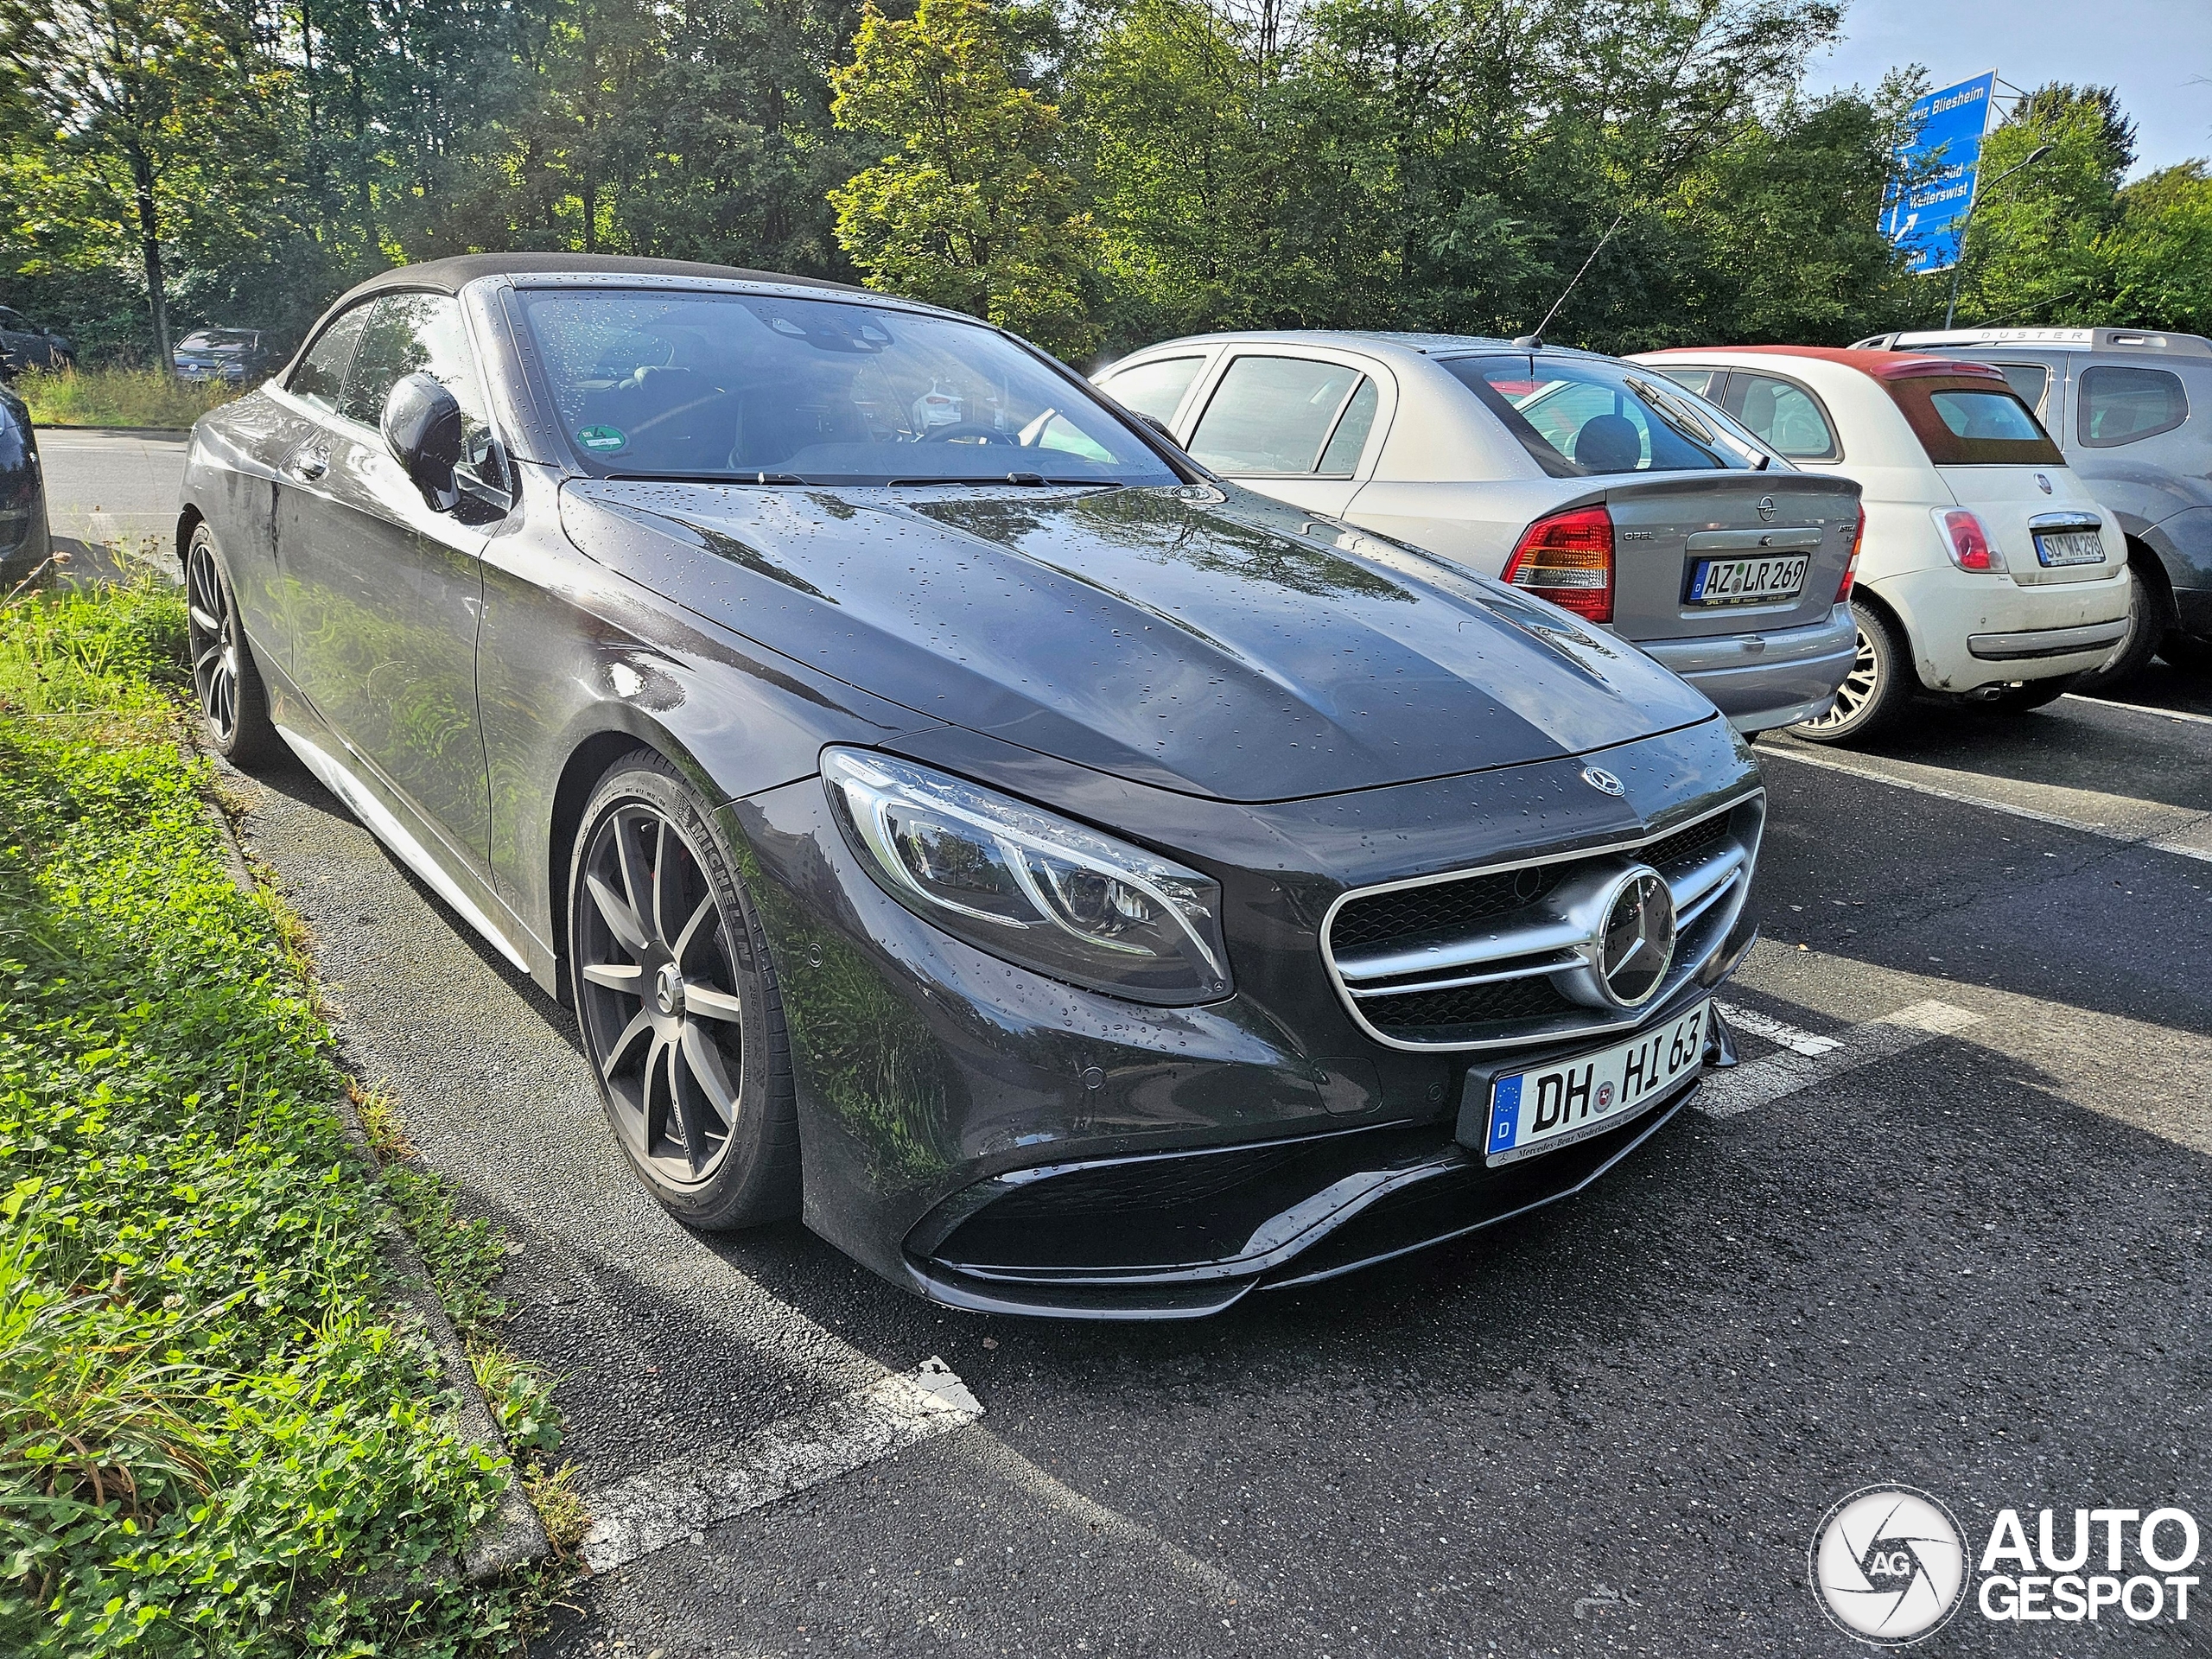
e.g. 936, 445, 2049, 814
0, 381, 51, 592
179, 254, 1764, 1318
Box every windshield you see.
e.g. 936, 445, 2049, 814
179, 330, 256, 353
1440, 354, 1764, 475
515, 289, 1179, 486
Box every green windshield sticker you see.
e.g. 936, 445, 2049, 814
576, 424, 626, 453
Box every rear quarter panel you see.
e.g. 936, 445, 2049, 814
181, 391, 300, 651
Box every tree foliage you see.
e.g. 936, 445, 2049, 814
0, 0, 2207, 366
830, 0, 1101, 353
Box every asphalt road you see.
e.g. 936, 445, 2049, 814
207, 676, 2212, 1658
46, 431, 2212, 1649
35, 425, 189, 568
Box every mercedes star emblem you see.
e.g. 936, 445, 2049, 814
1582, 766, 1626, 796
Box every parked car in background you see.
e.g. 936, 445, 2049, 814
0, 306, 73, 374
176, 253, 1766, 1319
1095, 331, 1864, 734
1850, 326, 2212, 685
174, 328, 279, 385
1635, 346, 2131, 741
0, 381, 51, 591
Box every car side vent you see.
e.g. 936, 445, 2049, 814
1321, 796, 1763, 1052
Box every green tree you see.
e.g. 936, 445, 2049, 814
830, 0, 1102, 355
2107, 163, 2212, 334
0, 0, 293, 365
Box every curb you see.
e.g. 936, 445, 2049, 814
194, 763, 553, 1582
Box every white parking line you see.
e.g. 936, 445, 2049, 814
580, 1358, 984, 1574
1759, 744, 2212, 863
1697, 999, 1984, 1120
1713, 999, 1840, 1057
2065, 694, 2212, 728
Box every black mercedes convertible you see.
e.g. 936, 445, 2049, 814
179, 253, 1764, 1318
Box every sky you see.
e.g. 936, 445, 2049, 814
1801, 0, 2212, 178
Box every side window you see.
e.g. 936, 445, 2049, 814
338, 293, 490, 435
2079, 365, 2188, 448
1318, 378, 1379, 474
1189, 355, 1369, 475
1649, 366, 1714, 397
289, 306, 372, 413
1993, 362, 2051, 418
1723, 372, 1840, 461
1103, 356, 1205, 424
0, 309, 22, 331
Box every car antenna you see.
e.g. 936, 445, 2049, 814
1516, 207, 1630, 352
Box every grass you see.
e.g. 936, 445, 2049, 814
0, 577, 569, 1653
13, 368, 240, 431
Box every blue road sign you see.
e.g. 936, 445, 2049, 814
1883, 72, 1998, 276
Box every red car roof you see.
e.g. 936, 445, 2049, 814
1642, 345, 2005, 383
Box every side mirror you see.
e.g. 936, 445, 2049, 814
382, 371, 463, 509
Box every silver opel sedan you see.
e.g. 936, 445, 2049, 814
1096, 332, 1866, 732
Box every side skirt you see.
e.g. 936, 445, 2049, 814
274, 721, 533, 974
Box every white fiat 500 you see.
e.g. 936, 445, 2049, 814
1631, 346, 2131, 741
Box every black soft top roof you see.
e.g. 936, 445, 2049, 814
343, 252, 868, 299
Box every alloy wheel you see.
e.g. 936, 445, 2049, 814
1796, 623, 1878, 732
573, 801, 746, 1185
186, 539, 243, 743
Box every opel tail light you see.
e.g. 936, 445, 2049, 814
1837, 506, 1865, 601
1503, 505, 1614, 622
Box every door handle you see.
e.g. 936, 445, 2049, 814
285, 449, 328, 482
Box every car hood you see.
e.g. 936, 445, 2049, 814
558, 480, 1718, 803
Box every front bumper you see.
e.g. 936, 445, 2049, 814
1636, 605, 1858, 733
721, 716, 1762, 1318
1870, 564, 2131, 691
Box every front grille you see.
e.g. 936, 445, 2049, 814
1330, 865, 1563, 950
1322, 796, 1763, 1051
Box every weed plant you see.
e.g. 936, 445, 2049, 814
0, 578, 548, 1654
13, 370, 239, 432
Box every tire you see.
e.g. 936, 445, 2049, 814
183, 524, 281, 767
2069, 556, 2164, 694
1972, 675, 2076, 713
1787, 597, 1916, 745
2158, 631, 2212, 673
567, 750, 800, 1229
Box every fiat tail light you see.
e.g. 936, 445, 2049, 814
1837, 506, 1865, 601
1503, 505, 1614, 621
1936, 507, 2005, 572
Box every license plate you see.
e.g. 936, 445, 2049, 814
1687, 556, 1808, 606
2033, 531, 2106, 567
1481, 1002, 1708, 1165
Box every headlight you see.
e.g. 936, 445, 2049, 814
820, 747, 1232, 1005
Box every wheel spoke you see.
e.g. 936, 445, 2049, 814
684, 983, 744, 1023
651, 817, 671, 947
642, 1033, 674, 1151
580, 960, 644, 992
670, 893, 716, 964
601, 1006, 653, 1082
614, 810, 655, 942
585, 871, 651, 955
189, 604, 221, 633
195, 642, 224, 677
670, 1038, 716, 1170
679, 1022, 739, 1128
